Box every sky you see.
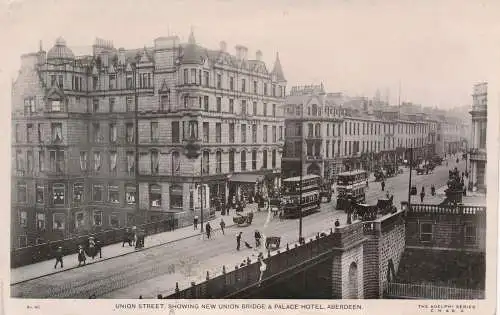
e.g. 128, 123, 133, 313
1, 0, 499, 109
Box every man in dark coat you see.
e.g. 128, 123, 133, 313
54, 246, 64, 269
236, 232, 242, 251
381, 180, 386, 191
206, 222, 212, 239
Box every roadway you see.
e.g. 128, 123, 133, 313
11, 157, 467, 299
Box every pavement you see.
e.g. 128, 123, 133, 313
11, 158, 475, 298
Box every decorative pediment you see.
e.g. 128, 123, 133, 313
158, 79, 170, 94
108, 64, 116, 73
126, 63, 133, 72
46, 86, 65, 100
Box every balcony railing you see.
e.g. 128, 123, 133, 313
402, 202, 486, 216
385, 283, 484, 299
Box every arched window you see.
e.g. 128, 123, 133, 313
252, 150, 257, 170
229, 150, 235, 172
216, 151, 222, 173
308, 123, 314, 137
202, 151, 210, 175
312, 104, 318, 116
272, 149, 277, 168
149, 184, 161, 207
171, 151, 180, 175
315, 123, 321, 137
262, 150, 268, 169
170, 184, 183, 209
348, 262, 359, 299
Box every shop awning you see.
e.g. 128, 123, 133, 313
229, 174, 264, 183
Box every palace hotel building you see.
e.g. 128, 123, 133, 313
11, 32, 286, 248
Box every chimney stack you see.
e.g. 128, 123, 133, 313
256, 50, 262, 61
235, 45, 248, 60
220, 41, 227, 52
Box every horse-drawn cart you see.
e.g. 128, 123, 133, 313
265, 236, 281, 249
232, 212, 254, 227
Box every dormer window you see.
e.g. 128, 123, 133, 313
93, 76, 99, 90
140, 73, 152, 89
51, 100, 61, 112
126, 74, 133, 89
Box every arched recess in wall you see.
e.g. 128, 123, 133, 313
307, 163, 321, 176
387, 258, 396, 283
347, 262, 359, 299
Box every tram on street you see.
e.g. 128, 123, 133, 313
336, 170, 368, 211
281, 174, 321, 219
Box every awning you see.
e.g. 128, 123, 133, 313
229, 174, 264, 183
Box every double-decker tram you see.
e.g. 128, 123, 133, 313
281, 174, 321, 219
336, 170, 368, 211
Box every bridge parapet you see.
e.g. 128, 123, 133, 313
167, 221, 367, 299
401, 201, 486, 216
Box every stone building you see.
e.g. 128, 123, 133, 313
11, 33, 286, 249
469, 82, 487, 192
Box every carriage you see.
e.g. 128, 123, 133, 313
374, 169, 385, 181
352, 196, 397, 221
232, 212, 254, 227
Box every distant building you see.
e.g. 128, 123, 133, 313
11, 33, 286, 249
469, 82, 487, 192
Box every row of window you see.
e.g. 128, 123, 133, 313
285, 104, 347, 118
182, 68, 285, 97
419, 222, 476, 245
49, 72, 152, 91
344, 121, 427, 136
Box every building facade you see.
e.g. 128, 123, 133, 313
469, 82, 487, 192
11, 33, 286, 249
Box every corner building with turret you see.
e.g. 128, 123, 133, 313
11, 32, 286, 249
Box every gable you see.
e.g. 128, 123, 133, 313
46, 86, 65, 100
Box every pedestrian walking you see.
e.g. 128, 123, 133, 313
54, 246, 64, 269
206, 222, 212, 239
431, 185, 436, 196
334, 218, 340, 227
236, 232, 242, 251
254, 230, 262, 248
95, 237, 102, 259
219, 219, 226, 235
420, 187, 426, 203
381, 180, 386, 191
193, 215, 199, 230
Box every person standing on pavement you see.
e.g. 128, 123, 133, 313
431, 185, 436, 196
206, 222, 212, 239
236, 232, 242, 251
420, 187, 426, 203
220, 218, 226, 235
254, 230, 262, 248
193, 215, 199, 230
334, 218, 340, 227
54, 246, 64, 269
381, 180, 386, 191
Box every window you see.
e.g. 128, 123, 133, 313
272, 84, 276, 97
93, 184, 103, 202
109, 97, 115, 112
109, 151, 117, 173
216, 151, 222, 173
108, 185, 119, 204
73, 183, 84, 203
49, 150, 65, 173
51, 100, 61, 112
51, 123, 63, 142
229, 150, 235, 172
216, 97, 222, 112
171, 121, 180, 143
216, 73, 222, 89
109, 214, 119, 228
109, 74, 116, 89
126, 184, 136, 205
171, 151, 180, 175
17, 183, 27, 203
263, 150, 268, 169
202, 151, 210, 175
272, 104, 276, 117
26, 124, 33, 143
203, 96, 209, 111
230, 77, 234, 90
150, 184, 162, 207
53, 183, 65, 205
24, 97, 35, 115
126, 96, 134, 111
420, 222, 433, 243
109, 123, 117, 143
19, 211, 27, 227
253, 101, 257, 116
241, 78, 246, 92
74, 212, 85, 229
170, 184, 183, 209
263, 103, 268, 116
253, 81, 258, 94
229, 99, 234, 113
93, 123, 102, 143
93, 98, 99, 112
160, 95, 169, 111
252, 150, 257, 170
53, 213, 65, 230
140, 73, 152, 88
203, 71, 209, 87
126, 123, 134, 143
36, 184, 44, 203
151, 150, 159, 175
15, 150, 23, 172
26, 151, 33, 173
93, 211, 103, 226
464, 225, 476, 245
203, 122, 209, 143
241, 100, 247, 115
215, 123, 222, 143
272, 126, 277, 142
38, 151, 44, 172
263, 125, 268, 142
93, 76, 99, 90
184, 69, 189, 84
279, 126, 283, 140
93, 152, 102, 172
240, 151, 247, 171
36, 213, 46, 230
190, 69, 196, 84
229, 123, 235, 143
264, 83, 268, 95
151, 122, 159, 142
252, 124, 257, 143
126, 151, 135, 175
272, 149, 277, 168
126, 74, 133, 89
241, 124, 247, 143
